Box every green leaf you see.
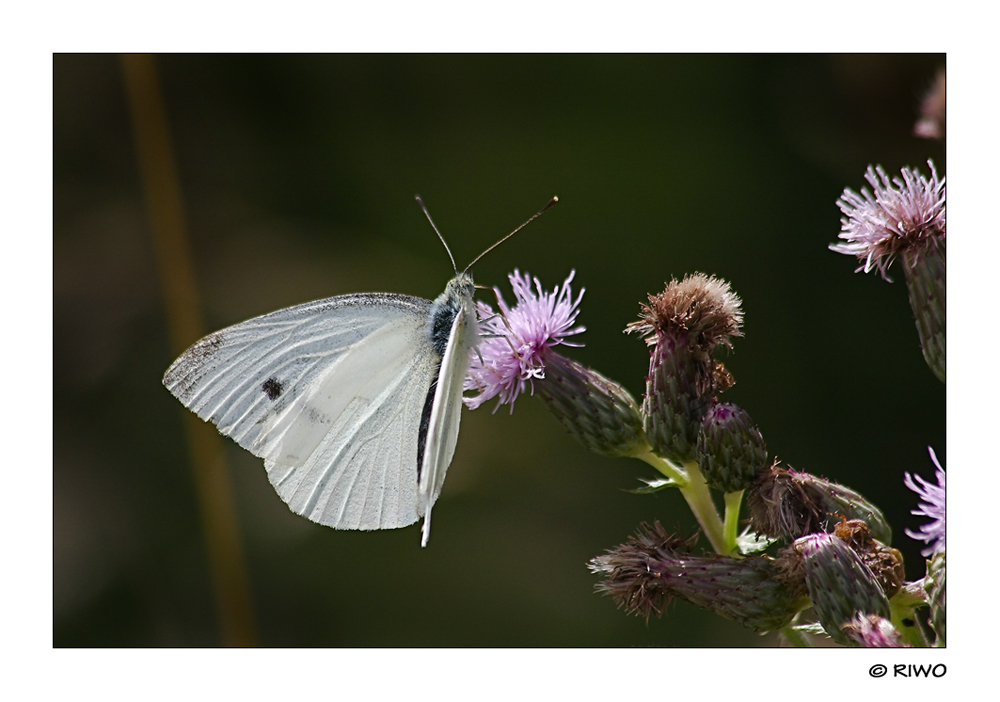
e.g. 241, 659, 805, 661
628, 476, 682, 494
788, 622, 828, 636
736, 529, 775, 554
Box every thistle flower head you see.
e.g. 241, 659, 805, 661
832, 518, 905, 599
746, 463, 819, 539
588, 522, 701, 622
626, 272, 743, 356
696, 402, 768, 493
842, 613, 907, 648
590, 521, 807, 632
464, 270, 585, 411
904, 446, 946, 556
830, 161, 945, 280
746, 462, 892, 544
794, 532, 891, 646
534, 353, 646, 457
628, 274, 743, 462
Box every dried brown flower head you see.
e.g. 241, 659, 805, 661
747, 462, 892, 543
590, 521, 807, 632
626, 273, 743, 358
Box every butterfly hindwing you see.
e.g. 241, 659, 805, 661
263, 335, 438, 530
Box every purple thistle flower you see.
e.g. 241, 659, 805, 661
830, 161, 945, 280
464, 270, 585, 412
904, 446, 946, 557
842, 613, 907, 648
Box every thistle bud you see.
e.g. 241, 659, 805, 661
841, 613, 906, 648
904, 241, 946, 381
626, 274, 743, 463
696, 402, 768, 493
590, 522, 808, 633
535, 352, 646, 457
794, 533, 891, 646
924, 550, 946, 646
833, 519, 905, 599
746, 463, 892, 544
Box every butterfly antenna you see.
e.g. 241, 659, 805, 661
416, 195, 458, 274
464, 196, 559, 273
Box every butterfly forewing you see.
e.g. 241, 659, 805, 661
254, 317, 426, 467
163, 292, 437, 530
418, 278, 479, 546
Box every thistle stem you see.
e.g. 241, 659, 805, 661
634, 452, 727, 554
680, 461, 727, 554
723, 490, 744, 553
636, 450, 688, 486
779, 626, 814, 647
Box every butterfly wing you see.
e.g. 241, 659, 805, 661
417, 276, 479, 546
163, 292, 436, 530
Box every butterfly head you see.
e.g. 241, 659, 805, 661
446, 271, 476, 305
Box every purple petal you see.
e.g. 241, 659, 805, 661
464, 270, 585, 412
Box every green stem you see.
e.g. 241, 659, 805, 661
779, 626, 813, 647
723, 490, 744, 554
679, 461, 727, 555
634, 453, 726, 555
636, 450, 688, 486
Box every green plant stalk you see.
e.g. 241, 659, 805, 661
723, 490, 744, 554
679, 461, 727, 554
635, 448, 688, 485
779, 626, 814, 647
636, 452, 727, 554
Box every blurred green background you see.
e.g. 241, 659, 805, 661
54, 54, 945, 646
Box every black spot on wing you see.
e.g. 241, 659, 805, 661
262, 377, 283, 401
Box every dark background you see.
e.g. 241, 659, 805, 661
54, 54, 945, 646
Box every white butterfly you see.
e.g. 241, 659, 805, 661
163, 196, 557, 547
